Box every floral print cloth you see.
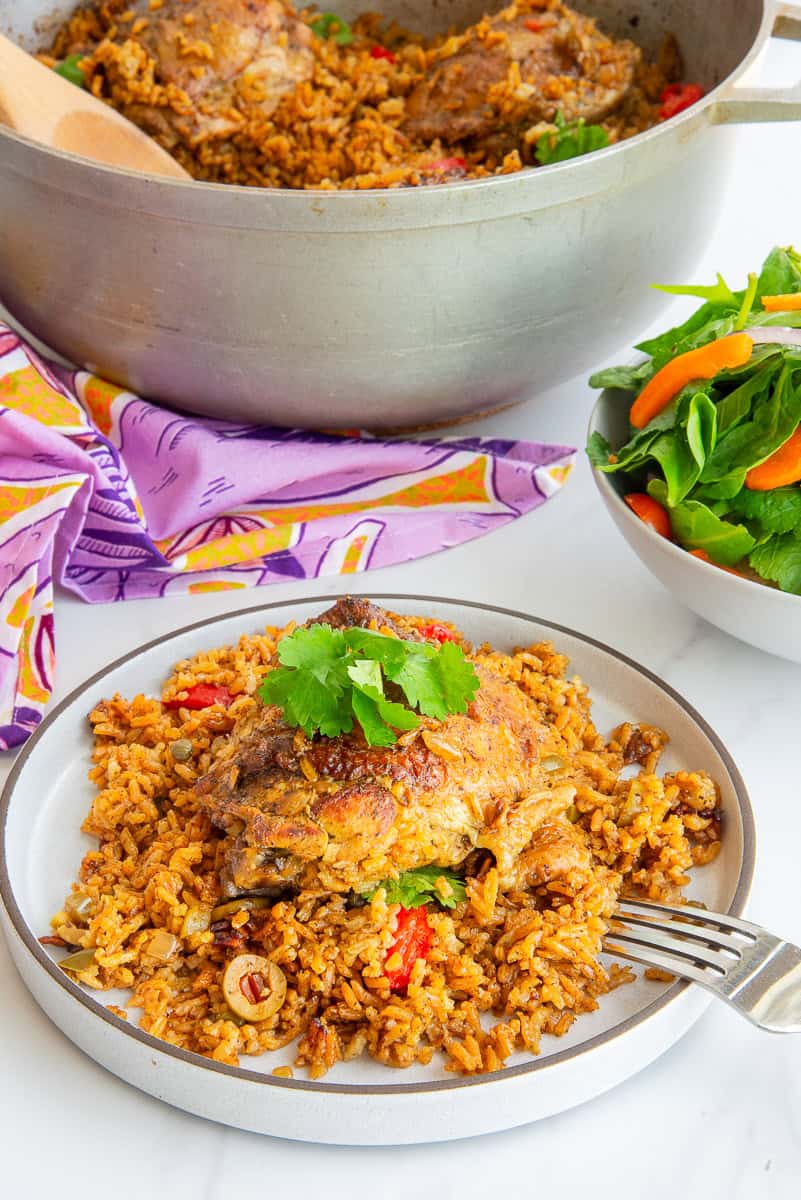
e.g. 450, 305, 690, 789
0, 323, 574, 748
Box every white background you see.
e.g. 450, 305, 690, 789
2, 25, 801, 1200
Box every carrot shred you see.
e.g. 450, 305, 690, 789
630, 333, 753, 429
760, 293, 801, 312
689, 548, 747, 577
745, 427, 801, 490
624, 492, 672, 539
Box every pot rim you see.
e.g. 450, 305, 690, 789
0, 0, 783, 228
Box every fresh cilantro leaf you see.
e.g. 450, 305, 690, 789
277, 623, 346, 670
259, 665, 352, 738
347, 659, 419, 740
390, 648, 449, 720
310, 12, 354, 44
53, 54, 86, 87
437, 640, 480, 715
258, 623, 479, 746
342, 628, 408, 675
347, 657, 384, 695
350, 690, 398, 747
535, 111, 609, 165
363, 866, 467, 910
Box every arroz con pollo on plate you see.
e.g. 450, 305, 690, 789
41, 599, 722, 1078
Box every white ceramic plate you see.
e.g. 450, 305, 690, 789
0, 595, 754, 1145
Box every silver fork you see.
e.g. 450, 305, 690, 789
604, 898, 801, 1032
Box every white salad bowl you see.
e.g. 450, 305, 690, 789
588, 387, 801, 663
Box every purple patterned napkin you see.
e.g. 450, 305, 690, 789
0, 323, 574, 748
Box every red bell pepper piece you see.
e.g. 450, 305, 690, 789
659, 83, 704, 121
384, 906, 433, 992
425, 157, 467, 174
419, 623, 459, 643
524, 18, 545, 31
163, 683, 234, 710
370, 45, 396, 62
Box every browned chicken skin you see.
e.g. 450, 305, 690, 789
195, 599, 574, 896
403, 2, 640, 147
97, 0, 314, 143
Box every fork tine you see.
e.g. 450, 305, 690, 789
607, 923, 733, 972
615, 910, 744, 954
607, 904, 801, 1033
603, 936, 715, 987
619, 897, 759, 940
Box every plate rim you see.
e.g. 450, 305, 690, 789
0, 592, 756, 1097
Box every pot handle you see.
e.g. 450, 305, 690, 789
711, 1, 801, 123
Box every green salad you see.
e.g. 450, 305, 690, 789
587, 246, 801, 593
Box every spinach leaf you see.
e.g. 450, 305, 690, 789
649, 434, 697, 506
749, 529, 801, 593
646, 392, 717, 506
592, 425, 664, 474
747, 310, 801, 329
649, 481, 755, 565
701, 362, 801, 479
729, 487, 801, 535
715, 358, 782, 435
755, 246, 801, 302
686, 391, 717, 467
691, 471, 747, 501
636, 311, 737, 372
588, 363, 650, 391
653, 273, 737, 306
586, 431, 613, 467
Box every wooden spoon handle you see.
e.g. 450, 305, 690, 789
0, 34, 190, 180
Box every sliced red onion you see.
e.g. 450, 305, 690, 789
748, 326, 801, 347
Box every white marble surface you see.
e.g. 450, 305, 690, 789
4, 36, 801, 1200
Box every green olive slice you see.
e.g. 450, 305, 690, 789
222, 954, 287, 1021
59, 948, 97, 974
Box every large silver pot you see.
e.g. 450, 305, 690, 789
1, 0, 801, 429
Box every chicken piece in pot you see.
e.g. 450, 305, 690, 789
91, 0, 314, 144
195, 599, 574, 896
403, 1, 640, 148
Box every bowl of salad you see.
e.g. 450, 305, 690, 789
587, 246, 801, 663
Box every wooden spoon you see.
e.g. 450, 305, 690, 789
0, 34, 190, 181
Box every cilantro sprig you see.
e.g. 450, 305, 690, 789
257, 624, 479, 747
309, 12, 354, 45
53, 54, 86, 88
363, 866, 467, 910
535, 111, 610, 166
